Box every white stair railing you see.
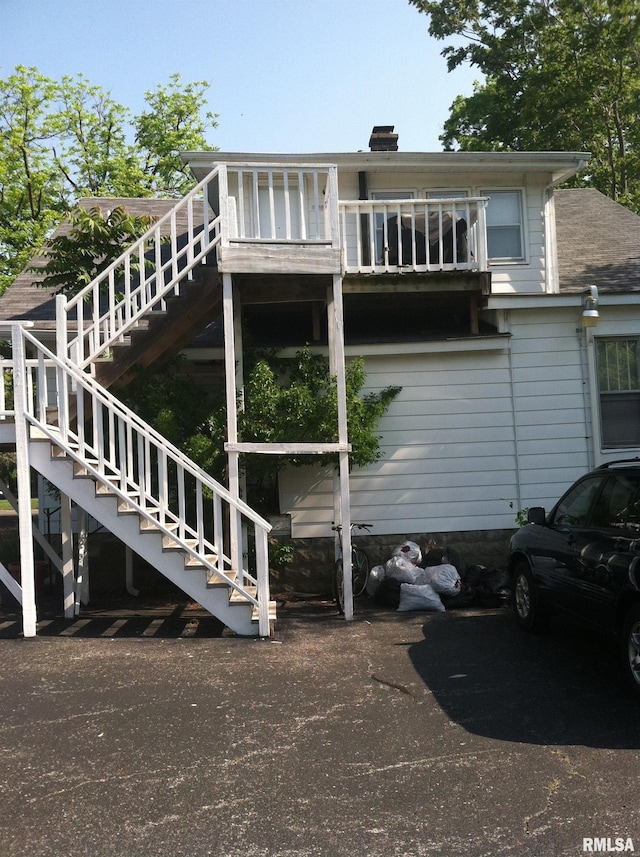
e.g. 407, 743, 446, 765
16, 326, 273, 636
57, 166, 224, 372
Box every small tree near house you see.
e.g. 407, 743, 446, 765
32, 204, 161, 297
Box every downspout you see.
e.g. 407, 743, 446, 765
359, 171, 370, 267
505, 310, 523, 517
578, 324, 598, 469
543, 186, 559, 294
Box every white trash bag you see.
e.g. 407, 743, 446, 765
418, 563, 461, 597
385, 555, 420, 584
385, 540, 423, 584
392, 540, 422, 565
397, 582, 445, 612
366, 565, 386, 597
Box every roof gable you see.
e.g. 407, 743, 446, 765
555, 188, 640, 293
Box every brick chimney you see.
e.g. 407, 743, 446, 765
369, 125, 398, 152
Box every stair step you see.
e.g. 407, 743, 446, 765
95, 475, 137, 492
229, 585, 257, 602
72, 460, 101, 477
185, 553, 218, 569
138, 513, 179, 531
251, 601, 278, 626
228, 586, 276, 625
162, 535, 202, 551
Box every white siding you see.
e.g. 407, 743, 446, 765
280, 347, 520, 537
278, 305, 640, 539
508, 308, 591, 509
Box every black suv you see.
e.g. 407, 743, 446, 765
509, 461, 640, 698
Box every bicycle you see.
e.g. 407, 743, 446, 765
332, 523, 372, 614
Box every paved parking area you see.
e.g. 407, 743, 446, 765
1, 597, 639, 856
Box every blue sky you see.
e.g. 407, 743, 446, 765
1, 0, 480, 154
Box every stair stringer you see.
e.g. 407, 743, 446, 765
28, 440, 263, 637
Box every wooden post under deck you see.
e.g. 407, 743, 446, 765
223, 272, 242, 576
11, 323, 37, 637
60, 493, 75, 618
328, 275, 353, 620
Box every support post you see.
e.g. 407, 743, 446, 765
60, 492, 74, 618
327, 275, 352, 619
222, 272, 242, 577
125, 546, 139, 597
75, 508, 89, 614
11, 323, 37, 637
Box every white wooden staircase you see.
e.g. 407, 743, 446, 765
6, 165, 275, 637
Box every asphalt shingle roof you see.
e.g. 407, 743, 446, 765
555, 188, 640, 293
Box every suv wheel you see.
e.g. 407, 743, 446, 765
512, 562, 545, 632
621, 604, 640, 700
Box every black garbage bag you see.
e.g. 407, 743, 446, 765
373, 576, 402, 609
462, 565, 511, 607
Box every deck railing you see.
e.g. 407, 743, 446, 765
339, 197, 489, 274
215, 163, 340, 246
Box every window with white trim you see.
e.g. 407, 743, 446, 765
482, 190, 524, 260
597, 338, 640, 448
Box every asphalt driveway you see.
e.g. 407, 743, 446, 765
0, 598, 639, 857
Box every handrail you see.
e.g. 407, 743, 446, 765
57, 165, 224, 371
15, 327, 272, 635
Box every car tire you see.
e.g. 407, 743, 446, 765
621, 604, 640, 700
512, 562, 545, 632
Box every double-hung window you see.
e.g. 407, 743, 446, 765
597, 338, 640, 448
482, 190, 524, 261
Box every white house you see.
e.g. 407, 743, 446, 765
2, 126, 640, 633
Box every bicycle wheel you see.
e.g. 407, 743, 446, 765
352, 548, 370, 597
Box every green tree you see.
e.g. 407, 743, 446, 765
121, 348, 401, 515
238, 348, 401, 512
0, 66, 217, 294
409, 0, 640, 211
33, 204, 161, 296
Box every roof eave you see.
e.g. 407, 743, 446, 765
181, 150, 590, 184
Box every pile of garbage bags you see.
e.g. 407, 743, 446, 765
366, 541, 509, 613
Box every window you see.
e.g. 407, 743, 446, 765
483, 190, 524, 260
597, 339, 640, 448
591, 474, 640, 529
552, 475, 604, 527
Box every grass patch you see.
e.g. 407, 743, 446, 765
0, 499, 38, 511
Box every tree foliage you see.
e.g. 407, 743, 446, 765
122, 348, 401, 515
0, 66, 217, 293
240, 347, 401, 470
409, 0, 640, 211
33, 204, 160, 296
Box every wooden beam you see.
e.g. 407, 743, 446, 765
233, 274, 330, 304
218, 244, 341, 275
224, 442, 351, 454
343, 274, 484, 293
